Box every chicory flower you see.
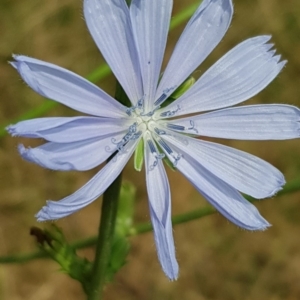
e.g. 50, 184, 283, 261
8, 0, 300, 280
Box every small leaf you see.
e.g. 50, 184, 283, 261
170, 76, 195, 99
161, 76, 195, 108
30, 225, 92, 293
134, 138, 144, 172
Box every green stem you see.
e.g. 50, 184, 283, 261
169, 3, 199, 30
87, 172, 122, 300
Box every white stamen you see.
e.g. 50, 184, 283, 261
140, 105, 161, 117
109, 122, 141, 153
147, 139, 165, 170
160, 105, 181, 117
154, 86, 177, 106
154, 127, 167, 135
157, 138, 182, 167
126, 96, 145, 116
167, 120, 198, 134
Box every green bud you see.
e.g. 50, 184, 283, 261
160, 75, 195, 108
170, 76, 195, 99
105, 182, 135, 281
30, 184, 137, 288
30, 225, 92, 292
116, 182, 136, 236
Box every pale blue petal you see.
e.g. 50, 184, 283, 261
12, 55, 127, 118
84, 0, 143, 104
180, 157, 270, 230
130, 0, 172, 111
7, 116, 132, 143
144, 132, 178, 280
155, 0, 233, 105
165, 104, 300, 140
159, 132, 285, 199
18, 130, 126, 171
36, 139, 138, 220
158, 36, 286, 118
157, 139, 270, 230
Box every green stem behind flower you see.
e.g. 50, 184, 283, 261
87, 172, 122, 300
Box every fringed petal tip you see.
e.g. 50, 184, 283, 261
17, 143, 76, 171
253, 38, 287, 69
161, 258, 179, 281
268, 50, 287, 68
35, 200, 67, 221
9, 61, 18, 69
257, 175, 285, 200
6, 124, 17, 136
168, 259, 179, 280
10, 54, 27, 69
5, 123, 30, 138
263, 222, 272, 231
17, 144, 55, 169
168, 272, 179, 281
239, 214, 271, 231
18, 144, 30, 159
290, 106, 300, 138
154, 225, 179, 280
261, 36, 285, 63
9, 54, 19, 66
35, 207, 50, 222
12, 54, 31, 62
12, 54, 19, 60
154, 224, 179, 281
295, 109, 300, 137
254, 220, 271, 231
18, 144, 45, 167
270, 179, 285, 197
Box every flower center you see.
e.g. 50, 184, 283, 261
108, 97, 185, 168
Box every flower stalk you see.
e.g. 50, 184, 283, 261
87, 171, 122, 300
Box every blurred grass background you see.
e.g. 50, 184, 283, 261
1, 0, 300, 299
